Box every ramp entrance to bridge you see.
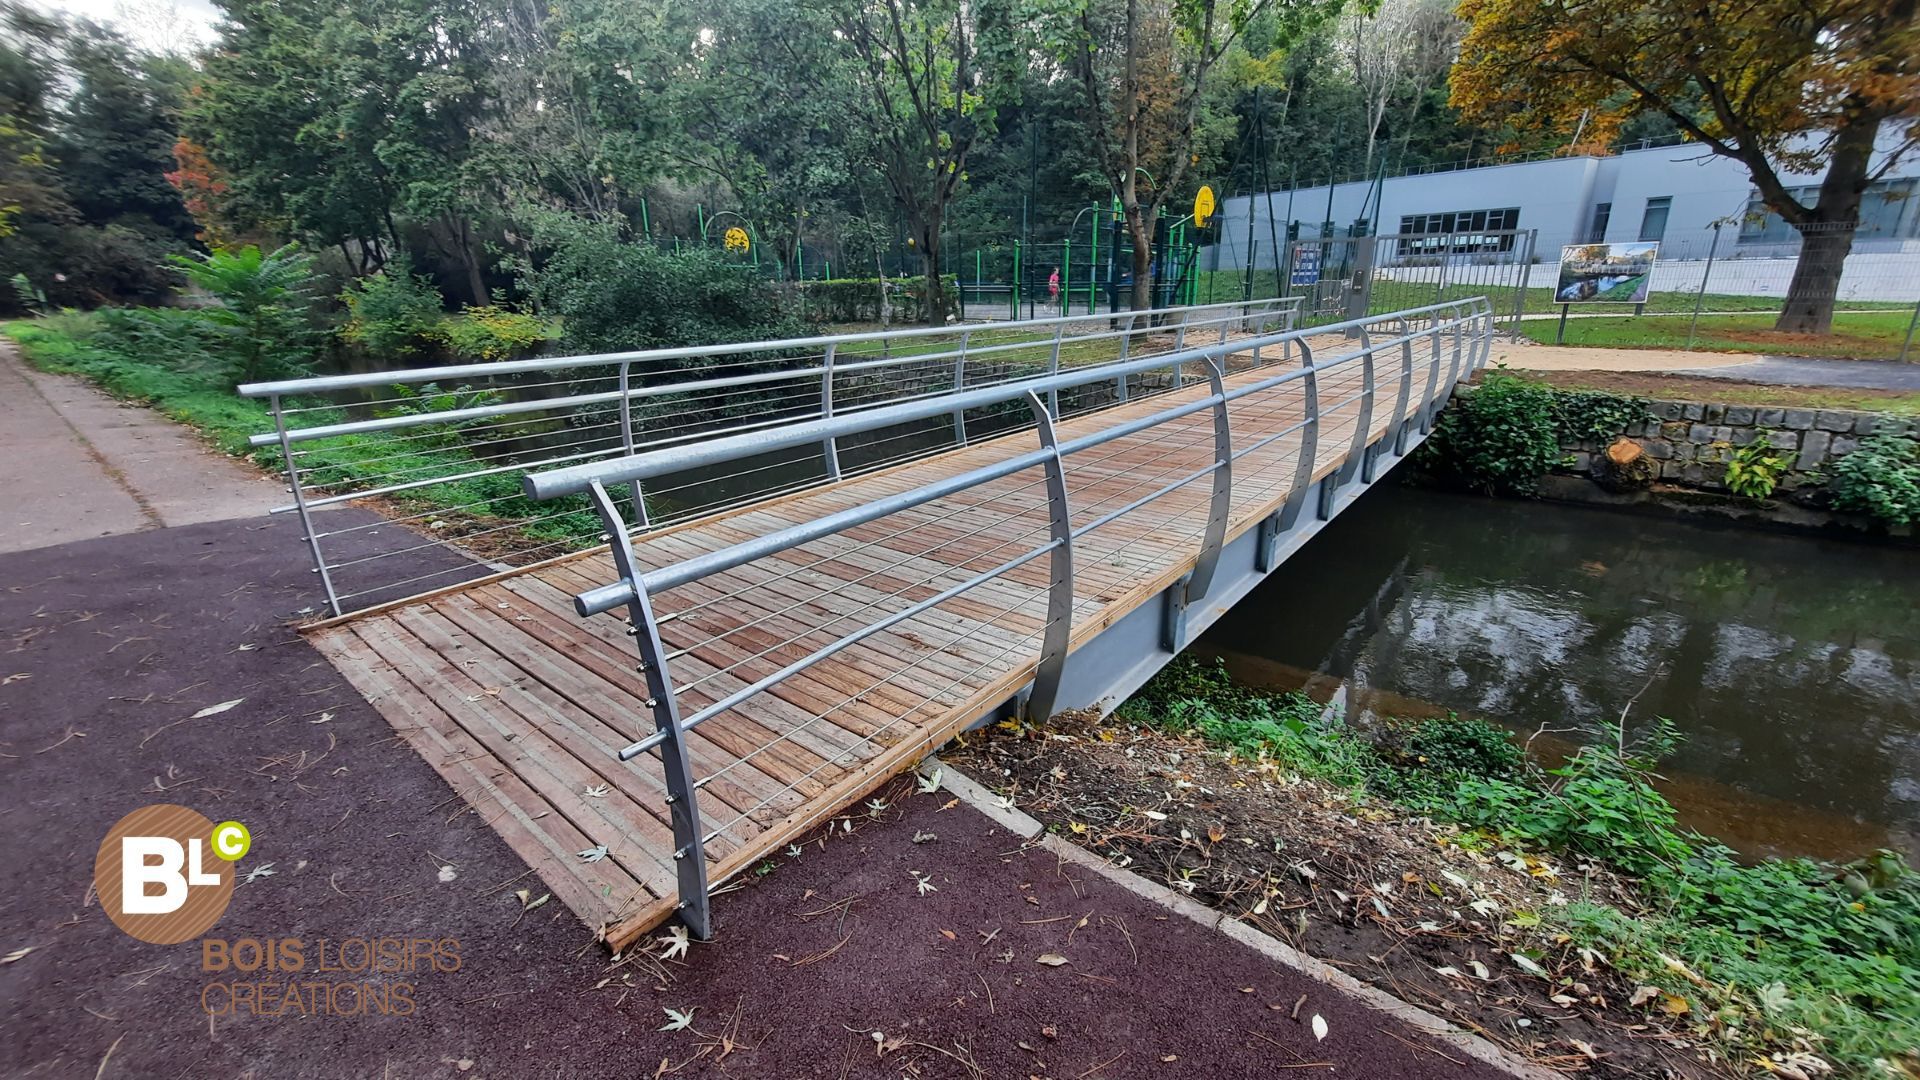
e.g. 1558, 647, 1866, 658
242, 298, 1492, 948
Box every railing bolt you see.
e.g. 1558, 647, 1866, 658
645, 697, 658, 708
664, 794, 677, 804
673, 846, 688, 860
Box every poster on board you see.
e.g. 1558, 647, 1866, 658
1555, 242, 1658, 304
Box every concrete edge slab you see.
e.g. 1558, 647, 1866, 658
925, 756, 1046, 839
933, 758, 1559, 1080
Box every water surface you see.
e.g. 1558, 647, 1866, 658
1197, 485, 1920, 863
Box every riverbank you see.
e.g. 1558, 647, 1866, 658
948, 659, 1920, 1079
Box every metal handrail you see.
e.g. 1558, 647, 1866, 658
244, 297, 1300, 617
237, 295, 1299, 406
530, 297, 1494, 938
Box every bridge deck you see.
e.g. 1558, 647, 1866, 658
310, 343, 1410, 947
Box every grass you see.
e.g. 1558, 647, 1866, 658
1188, 267, 1915, 322
1121, 657, 1920, 1078
1517, 309, 1918, 360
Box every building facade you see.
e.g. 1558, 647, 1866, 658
1209, 125, 1920, 270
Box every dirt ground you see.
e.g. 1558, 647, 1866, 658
947, 715, 1735, 1079
0, 512, 1513, 1078
1485, 339, 1752, 373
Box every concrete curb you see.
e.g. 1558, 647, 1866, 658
933, 759, 1560, 1080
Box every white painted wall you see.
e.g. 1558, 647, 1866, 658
1208, 124, 1919, 272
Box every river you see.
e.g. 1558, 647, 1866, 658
1195, 484, 1920, 864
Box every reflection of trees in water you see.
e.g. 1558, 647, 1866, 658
1212, 486, 1920, 838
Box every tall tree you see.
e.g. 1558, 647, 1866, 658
837, 0, 1023, 322
1053, 0, 1289, 310
1451, 0, 1920, 333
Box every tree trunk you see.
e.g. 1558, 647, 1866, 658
1128, 211, 1153, 310
459, 217, 489, 306
918, 214, 948, 324
1774, 113, 1877, 334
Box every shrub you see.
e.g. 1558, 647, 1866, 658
1827, 423, 1920, 526
516, 211, 803, 355
440, 305, 546, 361
1725, 435, 1788, 499
793, 276, 958, 323
1549, 388, 1645, 442
165, 243, 320, 383
1419, 369, 1563, 494
340, 263, 445, 360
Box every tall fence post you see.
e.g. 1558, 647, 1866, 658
585, 480, 712, 940
1512, 230, 1537, 324
1901, 300, 1920, 364
1047, 324, 1064, 416
1686, 223, 1723, 351
1022, 391, 1075, 723
270, 393, 343, 617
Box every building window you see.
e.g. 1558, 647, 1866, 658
1394, 207, 1521, 254
1587, 203, 1611, 243
1739, 179, 1919, 243
1638, 196, 1671, 243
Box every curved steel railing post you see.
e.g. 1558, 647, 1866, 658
1023, 391, 1075, 723
1047, 323, 1064, 417
1276, 340, 1318, 533
1392, 317, 1416, 455
1419, 319, 1445, 434
1339, 326, 1377, 486
1185, 356, 1233, 601
586, 479, 712, 940
271, 393, 343, 617
821, 343, 842, 481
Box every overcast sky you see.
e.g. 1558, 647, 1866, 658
27, 0, 222, 50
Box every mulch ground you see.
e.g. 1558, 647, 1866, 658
1, 512, 1509, 1078
946, 715, 1728, 1079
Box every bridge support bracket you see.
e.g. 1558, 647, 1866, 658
1162, 572, 1193, 653
1255, 511, 1284, 573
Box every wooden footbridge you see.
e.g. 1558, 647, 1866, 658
243, 298, 1492, 949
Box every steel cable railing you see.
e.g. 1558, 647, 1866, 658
242, 297, 1301, 616
523, 298, 1493, 937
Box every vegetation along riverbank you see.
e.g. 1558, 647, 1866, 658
948, 658, 1920, 1078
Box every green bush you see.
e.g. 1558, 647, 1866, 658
794, 276, 958, 323
166, 242, 320, 383
1827, 423, 1920, 526
1725, 435, 1789, 500
439, 305, 547, 361
517, 211, 802, 355
1419, 369, 1564, 494
1549, 388, 1645, 442
340, 263, 445, 360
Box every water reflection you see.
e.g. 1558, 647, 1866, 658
1197, 484, 1920, 862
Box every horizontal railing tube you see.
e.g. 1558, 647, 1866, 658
525, 299, 1490, 502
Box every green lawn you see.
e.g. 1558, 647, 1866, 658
1188, 266, 1912, 320
1516, 309, 1919, 360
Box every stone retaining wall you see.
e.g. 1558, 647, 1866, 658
1561, 400, 1916, 495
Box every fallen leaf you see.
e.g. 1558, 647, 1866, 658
939, 929, 956, 941
1310, 1014, 1328, 1041
911, 830, 937, 844
577, 844, 610, 863
1510, 952, 1549, 978
191, 698, 244, 719
1629, 985, 1661, 1007
1035, 953, 1069, 967
1468, 960, 1490, 980
1, 947, 34, 964
583, 784, 609, 799
656, 925, 691, 961
1661, 994, 1691, 1016
242, 863, 275, 884
659, 1006, 696, 1032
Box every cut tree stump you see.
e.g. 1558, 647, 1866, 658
1592, 437, 1657, 492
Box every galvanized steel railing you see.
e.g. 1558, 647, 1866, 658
525, 297, 1494, 937
239, 298, 1300, 617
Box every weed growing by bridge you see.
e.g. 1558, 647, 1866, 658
1118, 657, 1920, 1077
1418, 371, 1646, 495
